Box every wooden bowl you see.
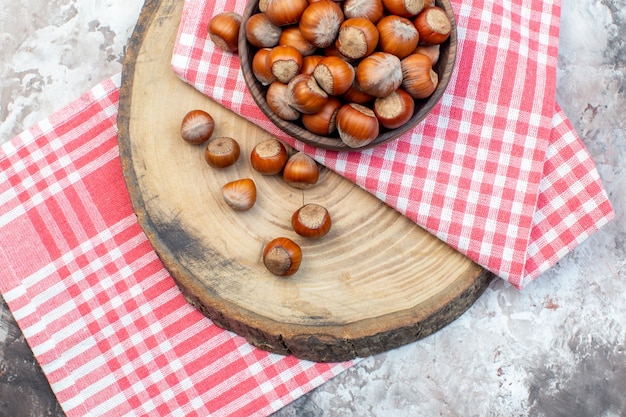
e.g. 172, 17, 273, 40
238, 0, 458, 151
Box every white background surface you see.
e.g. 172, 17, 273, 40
1, 0, 625, 415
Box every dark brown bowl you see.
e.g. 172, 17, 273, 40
238, 0, 457, 151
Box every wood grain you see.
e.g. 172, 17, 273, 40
117, 0, 494, 362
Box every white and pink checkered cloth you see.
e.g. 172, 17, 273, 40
0, 76, 353, 416
0, 0, 614, 416
172, 0, 614, 289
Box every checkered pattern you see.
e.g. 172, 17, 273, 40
0, 75, 353, 417
0, 0, 616, 415
171, 0, 614, 288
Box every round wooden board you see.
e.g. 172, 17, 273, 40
117, 0, 494, 363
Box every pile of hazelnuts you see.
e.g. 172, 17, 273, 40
180, 109, 330, 277
208, 0, 452, 148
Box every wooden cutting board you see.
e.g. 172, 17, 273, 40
117, 0, 494, 362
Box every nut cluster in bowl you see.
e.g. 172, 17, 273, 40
235, 0, 457, 151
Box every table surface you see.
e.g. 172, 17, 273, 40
1, 0, 624, 416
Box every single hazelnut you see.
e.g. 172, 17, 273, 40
204, 137, 241, 168
298, 0, 345, 48
382, 0, 425, 18
312, 56, 356, 96
413, 6, 452, 45
266, 81, 301, 121
376, 15, 420, 58
222, 178, 257, 211
336, 103, 380, 148
245, 12, 282, 48
355, 52, 403, 98
292, 203, 332, 238
373, 88, 415, 129
287, 74, 329, 114
263, 237, 302, 276
250, 139, 289, 175
301, 97, 343, 135
208, 12, 242, 53
283, 151, 320, 189
180, 110, 215, 144
268, 44, 303, 83
401, 53, 438, 98
342, 0, 384, 23
265, 0, 309, 26
335, 17, 379, 60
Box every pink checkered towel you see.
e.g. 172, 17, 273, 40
0, 76, 353, 417
0, 0, 616, 416
171, 0, 614, 289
